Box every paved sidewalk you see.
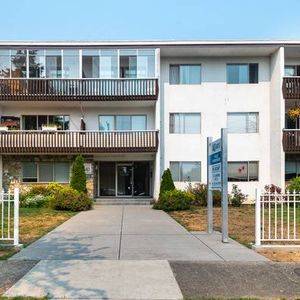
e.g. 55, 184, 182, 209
11, 205, 267, 261
170, 261, 300, 299
5, 260, 183, 299
4, 205, 272, 299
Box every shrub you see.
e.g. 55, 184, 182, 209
264, 184, 282, 194
159, 169, 175, 197
20, 194, 49, 208
153, 189, 194, 211
47, 182, 65, 195
186, 183, 222, 207
50, 186, 92, 211
287, 177, 300, 193
229, 184, 247, 207
70, 155, 87, 193
186, 183, 207, 206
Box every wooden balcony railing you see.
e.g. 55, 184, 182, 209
282, 77, 300, 100
282, 129, 300, 152
0, 78, 159, 101
0, 130, 159, 154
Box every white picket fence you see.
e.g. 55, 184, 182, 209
255, 189, 300, 246
0, 188, 19, 246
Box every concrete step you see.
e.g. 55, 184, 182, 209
94, 198, 153, 205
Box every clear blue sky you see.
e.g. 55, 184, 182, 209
2, 0, 300, 41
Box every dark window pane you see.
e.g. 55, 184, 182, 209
82, 55, 99, 78
99, 162, 116, 196
23, 116, 37, 130
39, 163, 54, 182
22, 162, 37, 182
38, 115, 47, 130
285, 161, 297, 181
54, 162, 70, 182
249, 63, 258, 83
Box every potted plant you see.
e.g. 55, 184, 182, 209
42, 123, 58, 131
0, 123, 8, 131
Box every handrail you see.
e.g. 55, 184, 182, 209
0, 130, 159, 154
282, 77, 300, 100
0, 78, 159, 101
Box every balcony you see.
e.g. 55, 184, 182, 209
282, 77, 300, 100
282, 129, 300, 152
0, 130, 159, 154
0, 78, 159, 101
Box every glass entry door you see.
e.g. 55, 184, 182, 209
117, 164, 133, 196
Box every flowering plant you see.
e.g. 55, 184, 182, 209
287, 108, 300, 119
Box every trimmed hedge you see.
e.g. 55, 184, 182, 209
153, 189, 194, 211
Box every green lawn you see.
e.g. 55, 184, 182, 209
0, 207, 76, 260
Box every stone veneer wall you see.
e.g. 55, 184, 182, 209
2, 155, 95, 198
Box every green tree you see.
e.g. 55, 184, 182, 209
70, 155, 87, 193
159, 168, 175, 197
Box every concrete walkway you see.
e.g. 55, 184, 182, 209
11, 205, 267, 261
5, 205, 271, 299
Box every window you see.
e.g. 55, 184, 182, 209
170, 113, 201, 133
100, 50, 118, 78
82, 50, 100, 78
120, 50, 137, 78
227, 63, 258, 84
63, 50, 79, 78
29, 50, 46, 78
169, 65, 201, 84
22, 162, 70, 183
170, 161, 201, 182
228, 161, 258, 182
0, 49, 11, 78
11, 50, 27, 78
137, 49, 155, 78
99, 115, 147, 131
285, 65, 300, 77
285, 159, 300, 181
45, 50, 62, 78
22, 162, 38, 182
227, 113, 258, 133
22, 115, 69, 130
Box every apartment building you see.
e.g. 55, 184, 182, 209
0, 41, 299, 201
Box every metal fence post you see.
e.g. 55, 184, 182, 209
207, 136, 213, 234
255, 188, 261, 247
221, 128, 228, 243
13, 188, 19, 246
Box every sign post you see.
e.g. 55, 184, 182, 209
207, 128, 228, 243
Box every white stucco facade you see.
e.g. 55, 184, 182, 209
1, 40, 300, 200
